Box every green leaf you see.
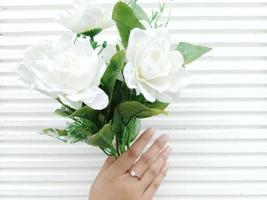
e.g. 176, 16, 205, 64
112, 101, 166, 133
115, 117, 141, 154
43, 128, 67, 136
54, 106, 74, 117
80, 28, 102, 38
86, 123, 115, 149
127, 90, 169, 111
66, 120, 97, 142
42, 128, 71, 143
70, 106, 98, 123
176, 42, 212, 65
147, 100, 169, 110
104, 80, 132, 121
111, 101, 165, 154
115, 101, 167, 119
128, 2, 150, 23
43, 117, 98, 144
70, 118, 98, 133
101, 50, 126, 96
117, 101, 166, 119
112, 1, 145, 48
126, 118, 141, 143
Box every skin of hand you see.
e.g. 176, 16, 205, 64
89, 128, 171, 200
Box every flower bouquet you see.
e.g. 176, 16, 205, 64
16, 0, 211, 158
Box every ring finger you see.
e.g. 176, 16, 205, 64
129, 134, 169, 177
140, 145, 171, 188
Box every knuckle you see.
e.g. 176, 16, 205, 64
155, 138, 164, 149
149, 167, 158, 177
127, 148, 138, 159
161, 150, 169, 160
141, 133, 151, 143
141, 153, 152, 165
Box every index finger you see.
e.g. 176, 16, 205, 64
107, 128, 155, 178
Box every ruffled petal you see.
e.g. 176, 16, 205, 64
123, 63, 138, 89
67, 87, 108, 110
59, 95, 83, 110
137, 81, 157, 102
168, 67, 191, 93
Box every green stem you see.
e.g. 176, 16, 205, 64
115, 133, 121, 157
73, 36, 79, 44
98, 47, 104, 55
100, 146, 119, 158
55, 97, 75, 112
100, 147, 112, 156
90, 35, 94, 42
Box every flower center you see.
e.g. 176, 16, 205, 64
139, 48, 164, 80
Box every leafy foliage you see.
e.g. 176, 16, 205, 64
54, 106, 74, 117
101, 50, 126, 96
177, 42, 212, 65
127, 1, 150, 23
42, 1, 211, 158
86, 123, 115, 150
43, 118, 97, 143
70, 106, 99, 125
79, 28, 102, 39
112, 1, 145, 48
110, 101, 166, 156
114, 101, 167, 121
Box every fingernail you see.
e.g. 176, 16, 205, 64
150, 127, 156, 133
144, 128, 154, 138
148, 127, 156, 135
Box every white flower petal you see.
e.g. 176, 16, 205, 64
58, 1, 113, 34
137, 81, 157, 102
67, 87, 108, 110
124, 28, 189, 103
169, 50, 184, 68
168, 67, 191, 93
59, 95, 83, 110
123, 63, 137, 89
127, 28, 150, 66
156, 91, 181, 103
142, 75, 170, 93
15, 35, 108, 109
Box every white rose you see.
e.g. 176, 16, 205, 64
59, 0, 113, 34
123, 28, 191, 102
16, 35, 108, 110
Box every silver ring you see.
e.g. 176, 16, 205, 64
129, 170, 142, 180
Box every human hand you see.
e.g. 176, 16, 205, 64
89, 128, 171, 200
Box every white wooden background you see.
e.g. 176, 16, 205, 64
1, 0, 267, 199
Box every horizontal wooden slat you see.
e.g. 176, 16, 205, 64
1, 182, 267, 196
2, 33, 267, 45
2, 72, 267, 87
3, 128, 267, 140
1, 47, 267, 60
2, 100, 267, 113
3, 20, 267, 31
2, 168, 267, 182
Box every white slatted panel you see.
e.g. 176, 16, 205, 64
1, 0, 267, 199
